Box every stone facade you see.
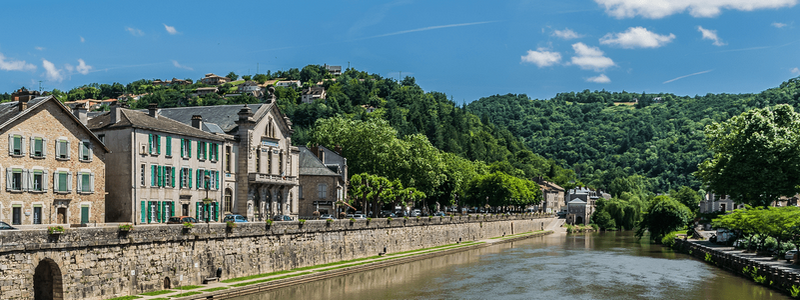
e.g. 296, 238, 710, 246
0, 94, 107, 227
298, 175, 339, 218
0, 215, 555, 300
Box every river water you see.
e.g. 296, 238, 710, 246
230, 231, 788, 300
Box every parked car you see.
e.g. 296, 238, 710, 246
786, 250, 798, 262
272, 215, 294, 221
167, 216, 197, 224
409, 209, 421, 217
345, 214, 354, 219
223, 214, 248, 223
0, 221, 17, 230
319, 214, 336, 220
352, 214, 367, 219
433, 211, 446, 217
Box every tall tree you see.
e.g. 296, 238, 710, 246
695, 104, 800, 207
636, 195, 692, 242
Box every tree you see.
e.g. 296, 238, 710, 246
253, 73, 269, 84
670, 186, 702, 213
241, 75, 251, 81
695, 104, 800, 207
226, 72, 239, 81
636, 195, 692, 242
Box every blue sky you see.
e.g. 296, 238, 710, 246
1, 0, 798, 103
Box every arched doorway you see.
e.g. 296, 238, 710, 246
164, 277, 171, 289
34, 259, 63, 300
575, 216, 584, 225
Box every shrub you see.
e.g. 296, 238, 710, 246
118, 224, 134, 231
661, 233, 677, 248
182, 222, 194, 229
299, 219, 306, 224
326, 218, 334, 223
404, 216, 409, 220
349, 218, 355, 223
366, 218, 372, 222
387, 217, 393, 221
266, 219, 273, 226
48, 226, 65, 234
788, 285, 800, 297
226, 221, 237, 228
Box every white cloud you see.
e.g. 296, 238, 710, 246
0, 53, 36, 71
64, 64, 74, 72
76, 59, 92, 75
521, 48, 562, 67
172, 60, 193, 71
792, 67, 800, 75
35, 46, 45, 51
595, 0, 798, 19
600, 27, 675, 48
164, 24, 178, 35
772, 22, 788, 28
80, 36, 85, 43
570, 42, 616, 71
126, 27, 144, 36
698, 26, 726, 46
552, 28, 582, 40
42, 59, 64, 82
587, 74, 611, 83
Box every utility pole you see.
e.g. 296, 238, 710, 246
38, 81, 42, 92
257, 63, 259, 74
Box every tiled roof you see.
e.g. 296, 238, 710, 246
148, 104, 267, 134
298, 146, 339, 176
88, 108, 224, 141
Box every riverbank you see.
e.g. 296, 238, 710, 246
110, 229, 555, 300
676, 239, 800, 298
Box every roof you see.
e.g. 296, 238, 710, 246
298, 146, 339, 176
568, 199, 587, 204
148, 104, 266, 134
302, 86, 325, 95
317, 145, 346, 166
539, 180, 564, 192
88, 108, 225, 141
0, 96, 110, 153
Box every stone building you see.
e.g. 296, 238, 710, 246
297, 146, 347, 218
0, 88, 108, 227
565, 187, 602, 225
535, 177, 564, 214
88, 104, 228, 224
154, 103, 299, 221
700, 193, 743, 213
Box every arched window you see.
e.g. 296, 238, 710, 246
224, 189, 233, 213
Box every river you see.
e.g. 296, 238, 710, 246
229, 231, 788, 299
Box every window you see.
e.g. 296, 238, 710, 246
33, 206, 41, 224
140, 164, 146, 186
225, 146, 232, 172
9, 134, 23, 156
166, 136, 172, 156
97, 134, 105, 144
210, 143, 218, 161
80, 140, 92, 161
180, 167, 193, 189
256, 150, 261, 173
224, 189, 233, 213
54, 171, 70, 193
318, 183, 327, 199
81, 205, 90, 224
56, 139, 70, 160
208, 170, 219, 190
181, 139, 192, 158
12, 206, 21, 225
32, 170, 43, 192
77, 172, 93, 193
10, 169, 22, 191
164, 166, 174, 188
31, 137, 45, 158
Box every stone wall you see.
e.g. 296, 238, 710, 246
0, 214, 556, 300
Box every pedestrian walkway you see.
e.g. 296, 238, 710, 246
110, 230, 552, 300
693, 240, 800, 273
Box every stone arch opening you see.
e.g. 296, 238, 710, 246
575, 216, 584, 225
164, 277, 171, 289
33, 258, 63, 300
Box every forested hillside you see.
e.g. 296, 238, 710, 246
466, 77, 800, 193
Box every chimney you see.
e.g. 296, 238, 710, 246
147, 103, 159, 118
110, 102, 121, 124
191, 115, 203, 129
73, 104, 88, 125
237, 105, 253, 122
12, 87, 40, 112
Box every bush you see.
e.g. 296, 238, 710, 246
661, 233, 677, 248
266, 219, 273, 226
182, 222, 194, 229
47, 226, 65, 234
118, 224, 134, 231
299, 219, 306, 224
387, 217, 393, 221
226, 221, 237, 228
326, 218, 334, 223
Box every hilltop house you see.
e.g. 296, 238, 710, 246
301, 86, 326, 104
153, 103, 300, 221
88, 104, 228, 224
275, 80, 301, 89
0, 88, 108, 227
200, 73, 231, 86
324, 64, 342, 76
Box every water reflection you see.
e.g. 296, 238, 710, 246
231, 231, 787, 300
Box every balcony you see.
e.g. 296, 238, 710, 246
248, 173, 297, 186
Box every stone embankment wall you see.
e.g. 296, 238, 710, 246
0, 215, 556, 300
675, 239, 800, 291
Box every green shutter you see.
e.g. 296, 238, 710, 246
156, 135, 161, 155
170, 202, 175, 217
213, 202, 219, 221
197, 141, 201, 158
151, 165, 156, 186
195, 202, 200, 220
189, 168, 193, 189
172, 167, 176, 187
141, 201, 146, 223
204, 142, 208, 159
180, 139, 184, 157
216, 171, 220, 189
148, 134, 153, 153
147, 201, 152, 223
188, 140, 192, 158
166, 136, 171, 156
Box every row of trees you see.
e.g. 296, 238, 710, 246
713, 206, 800, 256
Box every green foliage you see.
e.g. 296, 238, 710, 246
182, 222, 194, 229
661, 233, 677, 248
47, 226, 65, 234
591, 209, 616, 230
462, 172, 542, 208
140, 290, 174, 296
636, 195, 692, 241
670, 186, 702, 212
705, 253, 713, 263
696, 104, 800, 208
299, 219, 306, 224
118, 224, 134, 231
788, 285, 800, 297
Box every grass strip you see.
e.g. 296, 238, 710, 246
315, 242, 485, 272
106, 296, 141, 300
174, 285, 203, 290
140, 290, 174, 296
150, 298, 170, 300
230, 272, 313, 287
386, 241, 476, 256
222, 256, 382, 283
220, 270, 293, 283
202, 287, 230, 292
172, 291, 202, 297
